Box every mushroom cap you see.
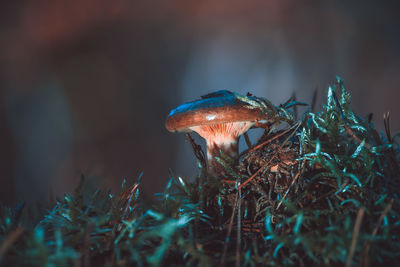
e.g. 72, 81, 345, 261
165, 90, 268, 132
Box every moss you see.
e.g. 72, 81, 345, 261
1, 77, 399, 266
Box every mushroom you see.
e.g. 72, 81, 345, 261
165, 90, 270, 177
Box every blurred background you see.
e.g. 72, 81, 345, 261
1, 0, 399, 206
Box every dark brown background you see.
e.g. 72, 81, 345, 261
1, 1, 399, 205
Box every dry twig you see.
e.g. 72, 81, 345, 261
186, 133, 207, 169
221, 183, 240, 266
346, 207, 365, 267
0, 227, 24, 263
276, 160, 306, 210
361, 198, 394, 266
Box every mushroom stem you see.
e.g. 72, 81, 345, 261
190, 121, 254, 177
205, 137, 239, 177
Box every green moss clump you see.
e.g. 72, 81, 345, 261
1, 77, 399, 266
